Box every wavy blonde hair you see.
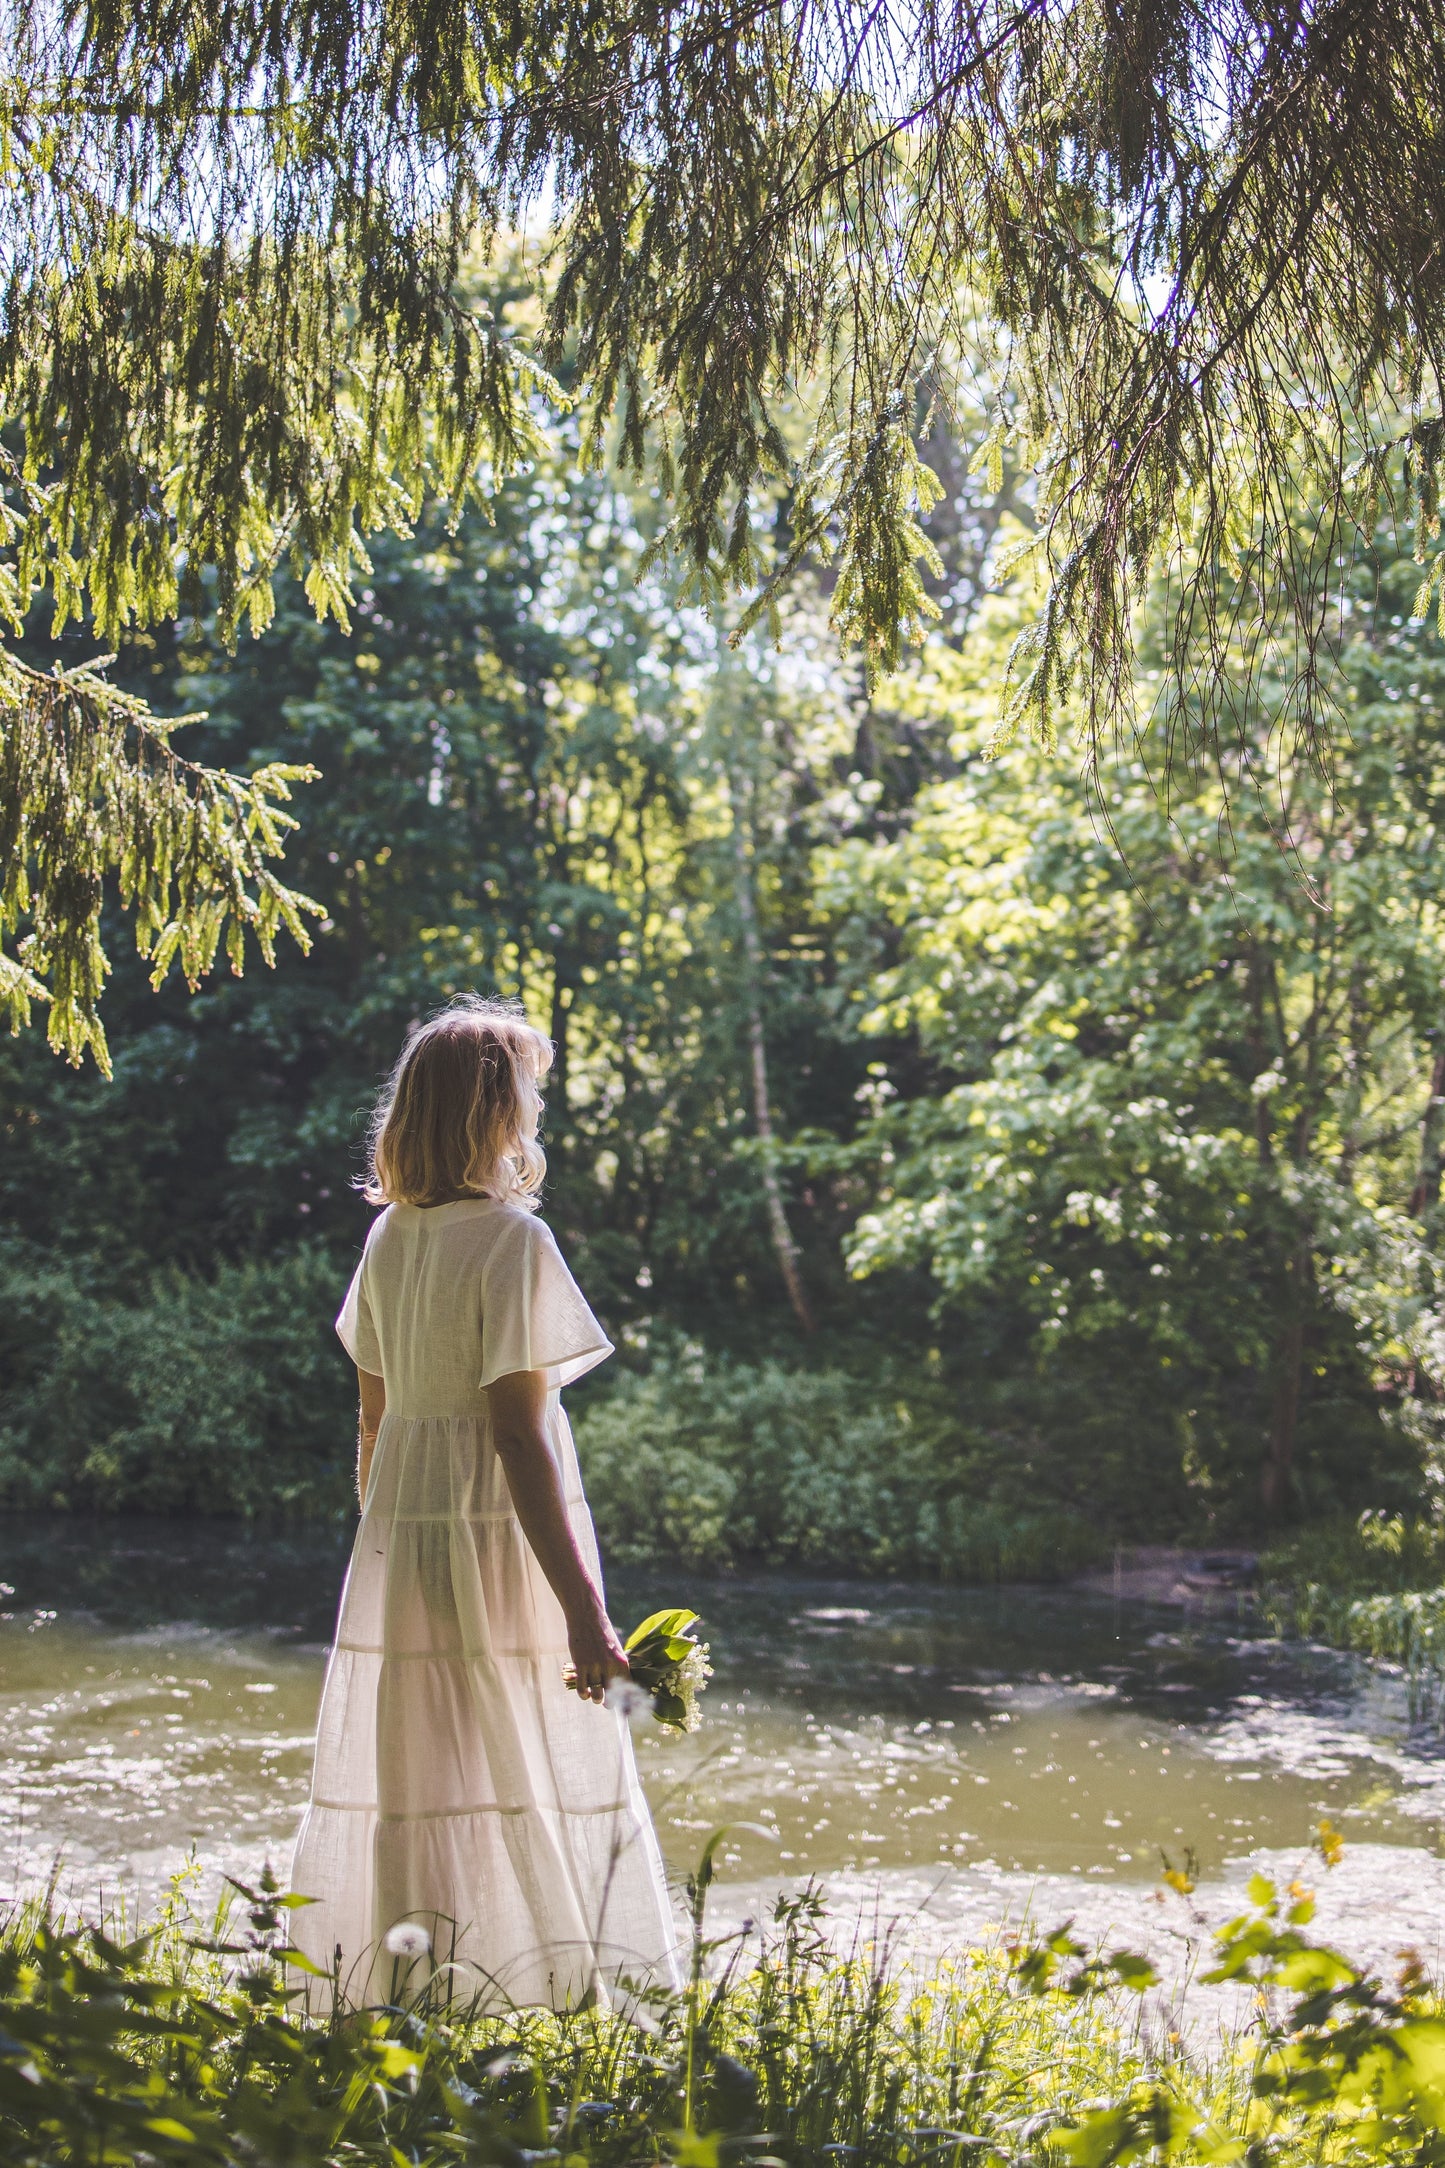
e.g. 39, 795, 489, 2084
364, 998, 552, 1210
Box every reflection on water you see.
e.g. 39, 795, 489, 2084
4, 1517, 1445, 1962
654, 1587, 1445, 1885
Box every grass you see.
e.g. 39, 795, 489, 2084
1260, 1515, 1445, 1718
4, 1852, 1445, 2168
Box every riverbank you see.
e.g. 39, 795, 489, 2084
1072, 1545, 1260, 1608
1070, 1531, 1445, 1723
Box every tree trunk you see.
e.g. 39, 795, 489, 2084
1245, 942, 1277, 1168
1409, 1044, 1445, 1218
549, 964, 571, 1122
730, 773, 815, 1336
1262, 1247, 1308, 1518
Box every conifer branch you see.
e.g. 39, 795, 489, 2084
0, 652, 323, 1072
2, 0, 1443, 771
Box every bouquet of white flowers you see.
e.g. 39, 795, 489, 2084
619, 1606, 713, 1732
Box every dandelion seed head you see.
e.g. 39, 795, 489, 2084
383, 1921, 432, 1959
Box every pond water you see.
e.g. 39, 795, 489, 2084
5, 1517, 1445, 1983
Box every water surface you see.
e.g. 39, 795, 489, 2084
4, 1518, 1444, 1976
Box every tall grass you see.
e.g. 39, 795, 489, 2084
0, 1869, 1161, 2168
3, 1857, 1442, 2168
1261, 1514, 1445, 1719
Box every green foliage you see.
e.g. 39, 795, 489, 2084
14, 460, 1445, 1544
7, 1867, 1445, 2168
0, 1874, 1134, 2168
0, 1245, 1099, 1576
0, 1239, 353, 1516
1339, 1589, 1445, 1697
812, 530, 1445, 1519
0, 652, 321, 1068
1055, 1866, 1445, 2168
1261, 1515, 1445, 1708
1262, 1515, 1445, 1629
575, 1350, 1104, 1580
0, 1872, 436, 2168
6, 0, 1445, 768
2, 471, 870, 1326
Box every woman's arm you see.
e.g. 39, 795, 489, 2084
357, 1367, 386, 1505
486, 1367, 628, 1703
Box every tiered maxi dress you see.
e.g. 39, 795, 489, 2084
289, 1197, 681, 2008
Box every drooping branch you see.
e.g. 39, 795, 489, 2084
0, 652, 323, 1071
2, 0, 1445, 761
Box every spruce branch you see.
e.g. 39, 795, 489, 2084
1, 0, 1444, 772
0, 652, 322, 1072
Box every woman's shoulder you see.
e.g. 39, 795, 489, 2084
485, 1200, 556, 1251
366, 1196, 556, 1264
422, 1197, 555, 1263
479, 1204, 583, 1288
350, 1204, 395, 1274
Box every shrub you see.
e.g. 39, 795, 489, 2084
1260, 1514, 1445, 1712
0, 1241, 1106, 1576
1260, 1512, 1445, 1637
574, 1348, 1105, 1580
0, 1238, 353, 1515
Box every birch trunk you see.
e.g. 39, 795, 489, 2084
1409, 1045, 1445, 1218
729, 770, 815, 1336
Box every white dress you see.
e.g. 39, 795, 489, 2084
289, 1197, 681, 2007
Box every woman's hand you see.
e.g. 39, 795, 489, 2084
565, 1604, 631, 1704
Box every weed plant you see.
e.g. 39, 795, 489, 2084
3, 1849, 1444, 2168
1261, 1514, 1445, 1718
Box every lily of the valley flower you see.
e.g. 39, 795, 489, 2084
622, 1607, 713, 1733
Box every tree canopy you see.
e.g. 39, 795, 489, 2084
6, 466, 1445, 1530
5, 0, 1445, 1053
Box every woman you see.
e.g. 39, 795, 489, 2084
290, 999, 680, 2007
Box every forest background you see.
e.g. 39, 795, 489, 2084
6, 364, 1445, 1581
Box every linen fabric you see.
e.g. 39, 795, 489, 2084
290, 1198, 681, 2008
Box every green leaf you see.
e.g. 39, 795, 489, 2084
625, 1607, 699, 1652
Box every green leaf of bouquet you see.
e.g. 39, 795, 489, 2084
626, 1607, 699, 1651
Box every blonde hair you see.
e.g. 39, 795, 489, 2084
364, 998, 553, 1210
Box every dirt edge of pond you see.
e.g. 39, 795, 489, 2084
1071, 1544, 1260, 1609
